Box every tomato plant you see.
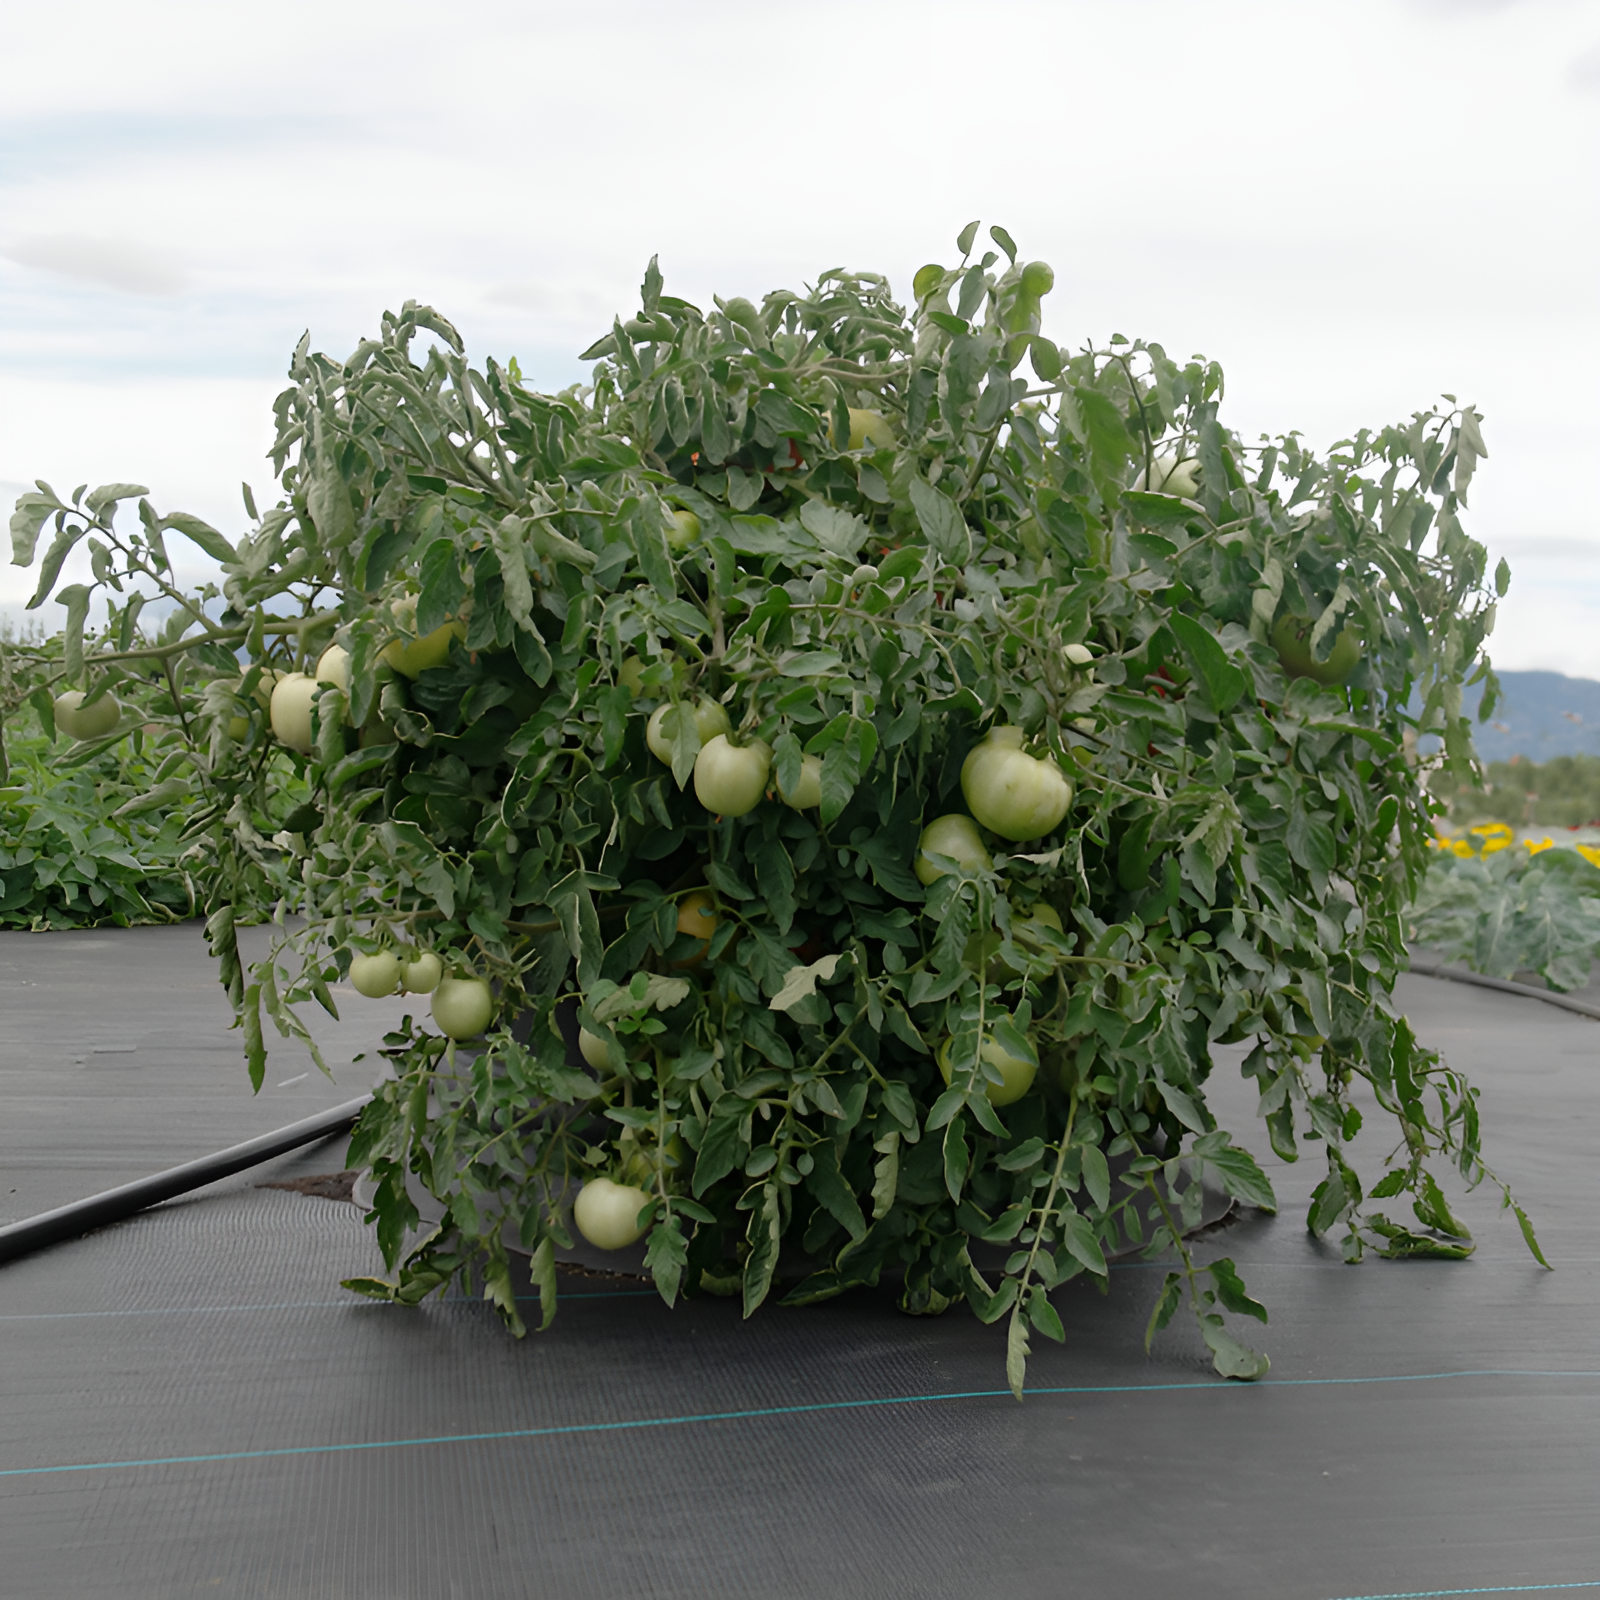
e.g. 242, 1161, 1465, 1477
12, 222, 1541, 1391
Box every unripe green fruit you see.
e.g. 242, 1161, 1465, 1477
380, 595, 465, 678
1271, 614, 1362, 686
1020, 260, 1055, 298
431, 976, 493, 1039
578, 1027, 610, 1069
315, 644, 349, 691
915, 814, 993, 886
399, 952, 442, 993
938, 1032, 1037, 1107
961, 727, 1073, 843
842, 408, 895, 451
776, 754, 823, 810
573, 1177, 652, 1250
693, 735, 771, 817
1136, 455, 1201, 499
53, 690, 121, 742
349, 951, 400, 998
646, 699, 731, 763
665, 509, 701, 553
269, 673, 318, 754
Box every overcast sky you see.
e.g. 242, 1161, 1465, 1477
3, 0, 1598, 673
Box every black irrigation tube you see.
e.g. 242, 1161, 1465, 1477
0, 1094, 373, 1266
1407, 959, 1600, 1022
0, 965, 1585, 1270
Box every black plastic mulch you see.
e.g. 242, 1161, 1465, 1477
2, 928, 1597, 1600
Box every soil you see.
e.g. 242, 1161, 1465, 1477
258, 1171, 359, 1203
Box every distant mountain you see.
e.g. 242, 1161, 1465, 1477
1459, 671, 1600, 763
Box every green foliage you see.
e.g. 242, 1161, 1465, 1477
1433, 754, 1600, 830
1412, 839, 1600, 991
11, 224, 1542, 1391
0, 729, 199, 928
0, 555, 312, 932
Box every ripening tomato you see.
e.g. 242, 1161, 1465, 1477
938, 1031, 1038, 1107
646, 698, 731, 763
961, 727, 1073, 843
693, 735, 771, 817
573, 1177, 653, 1250
915, 814, 993, 886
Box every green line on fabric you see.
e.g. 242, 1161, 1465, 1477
1329, 1584, 1600, 1598
3, 1368, 1600, 1481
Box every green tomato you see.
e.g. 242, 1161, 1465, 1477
1020, 260, 1055, 298
842, 407, 895, 451
1137, 454, 1201, 499
665, 508, 701, 553
915, 814, 993, 887
621, 1132, 687, 1188
226, 668, 281, 742
693, 734, 772, 817
269, 673, 318, 754
964, 902, 1065, 977
431, 976, 493, 1039
399, 952, 442, 993
349, 951, 400, 998
776, 753, 823, 810
646, 698, 731, 763
53, 690, 121, 742
960, 727, 1073, 843
618, 653, 673, 697
578, 1026, 611, 1069
938, 1032, 1038, 1107
315, 644, 349, 692
1271, 613, 1362, 686
379, 595, 465, 678
573, 1177, 653, 1250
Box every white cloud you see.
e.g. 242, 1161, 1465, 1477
3, 232, 186, 295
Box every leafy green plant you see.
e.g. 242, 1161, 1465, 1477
0, 728, 199, 928
1412, 836, 1600, 991
11, 223, 1545, 1393
0, 514, 311, 930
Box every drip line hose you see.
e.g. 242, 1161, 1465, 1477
1407, 960, 1600, 1023
0, 1094, 373, 1266
0, 964, 1584, 1268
